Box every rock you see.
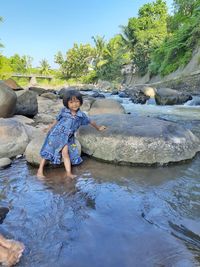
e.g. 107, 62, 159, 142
15, 90, 38, 117
81, 97, 95, 112
88, 99, 125, 115
155, 88, 192, 105
0, 81, 17, 118
0, 119, 29, 158
118, 91, 128, 98
0, 158, 11, 168
130, 91, 150, 104
25, 134, 81, 166
29, 87, 46, 95
4, 78, 23, 91
41, 92, 58, 100
77, 114, 200, 165
142, 86, 156, 98
91, 92, 105, 98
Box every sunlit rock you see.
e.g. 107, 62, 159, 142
77, 114, 200, 165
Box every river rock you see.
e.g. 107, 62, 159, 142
155, 88, 192, 105
88, 99, 125, 115
25, 134, 81, 165
0, 119, 29, 158
15, 90, 38, 117
0, 81, 17, 118
0, 158, 11, 168
77, 114, 200, 165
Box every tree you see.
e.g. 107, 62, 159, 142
59, 43, 95, 78
9, 54, 33, 73
39, 59, 51, 75
0, 55, 13, 79
121, 0, 168, 75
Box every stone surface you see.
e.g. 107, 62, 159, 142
77, 114, 200, 165
0, 119, 29, 158
0, 158, 11, 168
88, 99, 125, 115
15, 89, 38, 117
25, 134, 81, 165
0, 81, 17, 118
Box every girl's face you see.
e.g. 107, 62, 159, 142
68, 96, 81, 112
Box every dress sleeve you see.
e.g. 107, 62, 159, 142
55, 108, 64, 121
81, 112, 91, 125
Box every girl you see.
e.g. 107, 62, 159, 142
37, 90, 106, 179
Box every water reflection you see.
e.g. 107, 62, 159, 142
0, 156, 199, 266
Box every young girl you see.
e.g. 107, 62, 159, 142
37, 90, 106, 179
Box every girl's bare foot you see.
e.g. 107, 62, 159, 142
0, 239, 25, 254
65, 172, 77, 179
36, 171, 46, 179
0, 245, 23, 267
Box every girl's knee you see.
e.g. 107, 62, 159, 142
62, 145, 69, 157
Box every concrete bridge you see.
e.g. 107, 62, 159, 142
11, 73, 54, 85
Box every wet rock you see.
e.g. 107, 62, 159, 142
77, 114, 200, 165
130, 91, 149, 104
0, 81, 17, 118
91, 91, 105, 98
88, 99, 125, 115
0, 158, 11, 168
0, 207, 9, 224
155, 88, 192, 105
118, 91, 128, 98
25, 134, 81, 165
15, 90, 38, 117
0, 119, 29, 158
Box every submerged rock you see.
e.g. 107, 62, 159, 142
77, 114, 200, 165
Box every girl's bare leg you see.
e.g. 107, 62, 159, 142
62, 145, 76, 179
37, 158, 46, 178
0, 234, 24, 267
0, 234, 24, 253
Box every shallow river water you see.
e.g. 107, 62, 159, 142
0, 95, 200, 267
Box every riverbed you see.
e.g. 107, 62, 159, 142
0, 94, 199, 266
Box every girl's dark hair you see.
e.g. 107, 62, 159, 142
63, 89, 83, 108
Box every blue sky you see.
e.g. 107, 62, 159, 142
0, 0, 173, 68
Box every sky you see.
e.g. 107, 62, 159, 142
0, 0, 174, 68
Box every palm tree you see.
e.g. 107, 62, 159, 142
39, 59, 51, 75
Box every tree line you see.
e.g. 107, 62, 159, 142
0, 0, 200, 83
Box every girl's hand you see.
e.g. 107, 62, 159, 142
98, 125, 107, 131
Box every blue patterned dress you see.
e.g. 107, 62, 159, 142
40, 108, 90, 165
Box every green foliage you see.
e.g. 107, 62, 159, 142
121, 0, 168, 75
149, 1, 200, 76
39, 59, 51, 75
55, 43, 95, 79
9, 54, 33, 73
0, 55, 13, 79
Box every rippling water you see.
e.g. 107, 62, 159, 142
0, 155, 199, 267
0, 93, 200, 266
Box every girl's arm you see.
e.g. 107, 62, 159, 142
43, 120, 57, 133
90, 121, 106, 131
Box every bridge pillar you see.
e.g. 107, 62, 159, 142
29, 76, 37, 86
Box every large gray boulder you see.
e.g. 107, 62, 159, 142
155, 88, 192, 105
25, 134, 81, 166
77, 114, 200, 165
15, 90, 38, 117
88, 99, 125, 115
0, 81, 17, 118
0, 119, 29, 158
